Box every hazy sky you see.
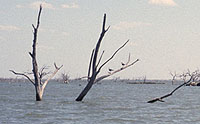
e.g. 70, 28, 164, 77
1, 0, 200, 79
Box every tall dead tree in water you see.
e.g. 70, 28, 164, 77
10, 5, 62, 101
76, 14, 139, 101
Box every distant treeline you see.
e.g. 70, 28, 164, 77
0, 78, 64, 83
0, 77, 174, 85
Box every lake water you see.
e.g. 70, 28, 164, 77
1, 80, 200, 124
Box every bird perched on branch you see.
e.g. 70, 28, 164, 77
121, 62, 125, 66
108, 68, 114, 71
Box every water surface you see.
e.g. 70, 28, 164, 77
1, 80, 200, 124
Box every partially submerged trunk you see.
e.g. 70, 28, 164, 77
76, 14, 139, 101
76, 75, 96, 101
10, 5, 62, 101
36, 88, 43, 101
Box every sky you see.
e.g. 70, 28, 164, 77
1, 0, 200, 80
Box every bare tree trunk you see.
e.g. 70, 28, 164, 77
31, 5, 42, 101
36, 89, 43, 101
10, 5, 62, 101
76, 14, 139, 101
76, 75, 96, 101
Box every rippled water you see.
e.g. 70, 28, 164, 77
1, 80, 200, 124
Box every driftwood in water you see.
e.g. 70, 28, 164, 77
76, 14, 139, 101
10, 5, 62, 101
147, 76, 193, 103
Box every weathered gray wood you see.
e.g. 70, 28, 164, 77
76, 14, 139, 101
147, 76, 193, 103
10, 5, 62, 101
76, 14, 108, 101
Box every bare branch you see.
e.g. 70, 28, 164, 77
54, 63, 63, 70
102, 14, 109, 32
95, 58, 139, 83
24, 71, 33, 75
126, 53, 131, 65
36, 5, 42, 29
105, 26, 110, 33
97, 40, 129, 74
10, 70, 35, 85
42, 63, 63, 89
96, 50, 105, 68
29, 52, 33, 58
88, 49, 95, 80
38, 65, 51, 83
32, 24, 36, 30
75, 76, 88, 80
92, 14, 109, 74
147, 76, 193, 103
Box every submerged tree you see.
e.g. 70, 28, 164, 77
10, 5, 62, 101
76, 14, 139, 101
61, 72, 70, 83
147, 69, 200, 103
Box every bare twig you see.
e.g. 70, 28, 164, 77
97, 40, 129, 74
39, 65, 50, 81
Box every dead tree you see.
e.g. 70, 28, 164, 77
170, 71, 177, 85
76, 14, 139, 101
61, 72, 70, 83
147, 69, 200, 103
147, 76, 193, 103
10, 5, 62, 101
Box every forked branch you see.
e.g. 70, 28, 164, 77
92, 14, 110, 74
39, 65, 50, 82
42, 63, 63, 89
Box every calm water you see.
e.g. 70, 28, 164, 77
1, 80, 200, 124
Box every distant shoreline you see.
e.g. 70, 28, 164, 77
0, 78, 173, 84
